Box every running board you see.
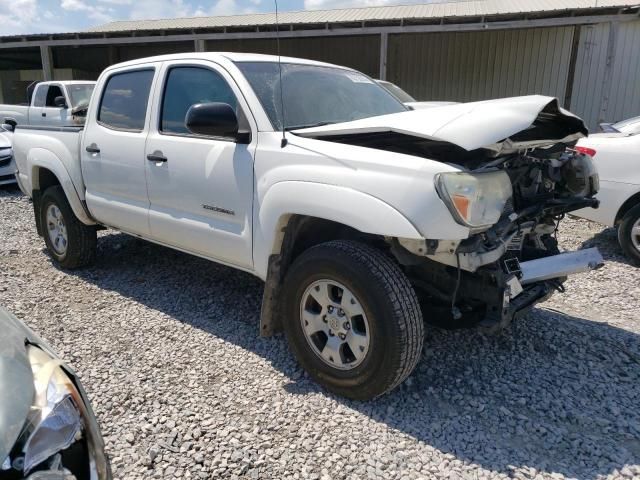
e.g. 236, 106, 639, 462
519, 248, 604, 285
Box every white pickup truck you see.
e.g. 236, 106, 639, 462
0, 81, 95, 128
14, 53, 604, 400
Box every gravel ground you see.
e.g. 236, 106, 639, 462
1, 185, 639, 480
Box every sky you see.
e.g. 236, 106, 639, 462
0, 0, 441, 36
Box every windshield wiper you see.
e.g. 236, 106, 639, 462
285, 121, 339, 131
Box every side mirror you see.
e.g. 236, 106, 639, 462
185, 102, 241, 140
54, 96, 67, 108
1, 123, 14, 133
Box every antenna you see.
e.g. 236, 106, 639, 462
274, 0, 287, 148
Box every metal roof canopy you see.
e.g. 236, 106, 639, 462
0, 0, 638, 48
83, 0, 640, 32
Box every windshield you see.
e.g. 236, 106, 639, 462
66, 84, 95, 108
612, 116, 640, 135
235, 62, 407, 131
377, 80, 416, 103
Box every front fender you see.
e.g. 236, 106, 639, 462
253, 181, 423, 279
27, 149, 95, 225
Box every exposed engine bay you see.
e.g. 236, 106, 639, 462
456, 144, 600, 267
381, 144, 601, 330
400, 145, 600, 330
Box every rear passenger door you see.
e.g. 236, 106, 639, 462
144, 60, 256, 269
82, 65, 157, 236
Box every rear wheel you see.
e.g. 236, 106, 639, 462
281, 240, 424, 400
618, 203, 640, 265
40, 186, 97, 269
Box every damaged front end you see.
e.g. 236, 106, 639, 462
298, 96, 604, 329
403, 112, 602, 328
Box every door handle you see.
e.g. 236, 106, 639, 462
147, 152, 168, 163
42, 112, 46, 117
85, 144, 100, 154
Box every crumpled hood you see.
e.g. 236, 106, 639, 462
71, 102, 89, 116
0, 308, 36, 465
294, 95, 588, 154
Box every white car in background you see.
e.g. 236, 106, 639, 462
375, 80, 458, 110
0, 128, 14, 186
573, 117, 640, 264
599, 115, 640, 135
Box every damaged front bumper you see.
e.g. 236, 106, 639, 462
396, 238, 604, 331
519, 248, 604, 284
484, 247, 604, 330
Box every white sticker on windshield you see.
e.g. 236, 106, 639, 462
344, 72, 373, 84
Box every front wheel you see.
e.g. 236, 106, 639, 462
40, 186, 97, 269
281, 240, 424, 400
618, 203, 640, 265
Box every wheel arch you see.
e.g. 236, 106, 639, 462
256, 181, 423, 336
27, 151, 95, 229
255, 181, 422, 275
615, 190, 640, 225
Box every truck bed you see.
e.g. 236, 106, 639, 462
13, 124, 85, 200
0, 105, 29, 125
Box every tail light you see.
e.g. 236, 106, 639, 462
575, 146, 596, 157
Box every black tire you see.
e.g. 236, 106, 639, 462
281, 240, 424, 400
618, 203, 640, 265
40, 186, 97, 269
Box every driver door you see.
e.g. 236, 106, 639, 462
144, 60, 256, 269
41, 84, 70, 126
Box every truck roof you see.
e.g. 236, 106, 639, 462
37, 81, 96, 85
103, 52, 352, 73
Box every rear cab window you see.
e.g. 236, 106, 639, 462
32, 85, 47, 107
98, 69, 155, 131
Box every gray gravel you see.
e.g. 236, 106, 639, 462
1, 185, 639, 480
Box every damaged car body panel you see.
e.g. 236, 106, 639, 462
0, 320, 35, 471
0, 307, 111, 479
294, 94, 601, 329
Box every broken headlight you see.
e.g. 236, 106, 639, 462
20, 345, 84, 475
435, 170, 512, 230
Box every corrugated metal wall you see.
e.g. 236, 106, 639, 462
608, 20, 640, 123
205, 35, 380, 78
387, 27, 575, 104
570, 19, 640, 129
569, 23, 611, 129
41, 19, 639, 130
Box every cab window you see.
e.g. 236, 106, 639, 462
98, 69, 154, 131
32, 85, 47, 107
45, 85, 64, 107
160, 66, 238, 135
